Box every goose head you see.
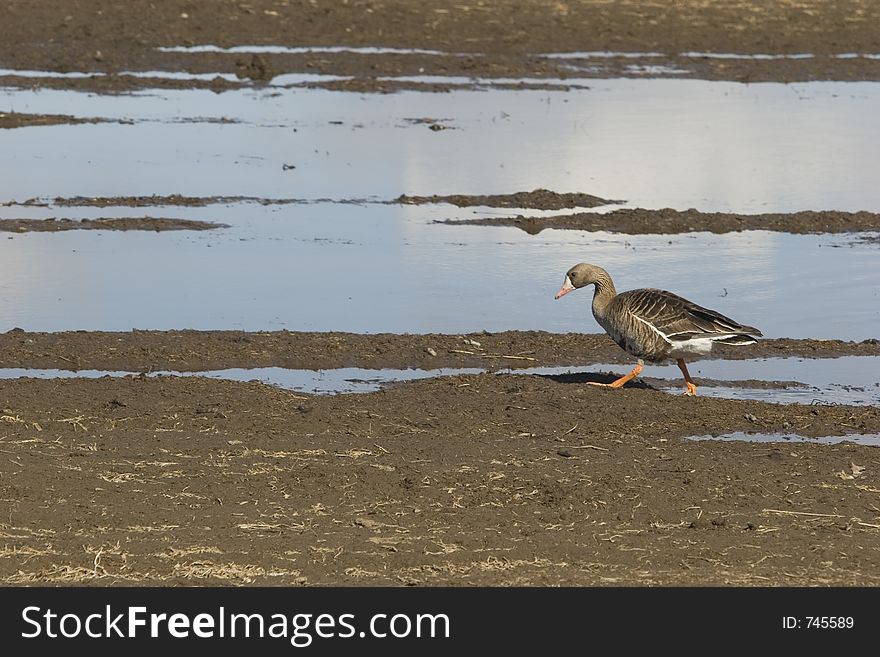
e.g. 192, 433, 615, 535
554, 263, 608, 299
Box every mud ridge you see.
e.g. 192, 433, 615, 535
0, 330, 877, 372
0, 112, 110, 129
4, 1, 880, 89
439, 208, 880, 235
0, 217, 226, 233
1, 372, 879, 586
397, 189, 620, 210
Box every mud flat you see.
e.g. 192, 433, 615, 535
438, 208, 880, 235
3, 1, 880, 91
1, 370, 879, 586
0, 112, 108, 129
397, 190, 618, 210
0, 217, 224, 233
1, 330, 878, 372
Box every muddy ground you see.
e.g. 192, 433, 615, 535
0, 217, 223, 233
439, 208, 880, 235
0, 111, 109, 129
1, 330, 880, 586
1, 330, 879, 372
2, 1, 880, 587
397, 190, 618, 211
2, 364, 880, 586
3, 0, 880, 94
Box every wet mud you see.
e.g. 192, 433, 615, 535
2, 372, 879, 586
0, 218, 224, 233
0, 111, 108, 129
440, 208, 880, 235
1, 330, 878, 373
3, 1, 880, 93
397, 190, 618, 210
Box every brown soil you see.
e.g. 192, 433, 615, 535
2, 370, 879, 586
1, 330, 878, 372
397, 190, 619, 210
440, 208, 880, 235
2, 330, 879, 586
0, 112, 108, 129
0, 218, 224, 233
12, 195, 321, 208
2, 0, 880, 94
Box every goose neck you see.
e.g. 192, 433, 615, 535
590, 275, 617, 317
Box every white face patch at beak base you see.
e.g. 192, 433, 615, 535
554, 276, 575, 300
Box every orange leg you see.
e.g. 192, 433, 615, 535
588, 359, 643, 389
677, 358, 697, 396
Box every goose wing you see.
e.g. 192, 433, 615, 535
617, 288, 763, 342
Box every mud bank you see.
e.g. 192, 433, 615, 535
0, 218, 224, 233
439, 208, 880, 235
1, 330, 877, 372
1, 372, 879, 585
3, 1, 880, 91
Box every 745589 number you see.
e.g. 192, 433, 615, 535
806, 617, 853, 629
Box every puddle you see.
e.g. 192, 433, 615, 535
0, 366, 483, 395
527, 357, 880, 406
540, 51, 667, 59
0, 210, 875, 338
370, 74, 593, 88
0, 357, 876, 404
156, 45, 478, 57
688, 432, 880, 446
539, 51, 880, 61
4, 80, 880, 210
0, 68, 243, 83
0, 67, 354, 88
623, 65, 692, 76
0, 79, 878, 340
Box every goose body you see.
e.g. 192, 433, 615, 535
555, 263, 762, 394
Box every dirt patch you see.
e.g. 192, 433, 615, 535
0, 112, 109, 129
0, 218, 225, 233
440, 208, 880, 235
1, 372, 879, 586
299, 76, 598, 94
0, 73, 245, 94
2, 1, 880, 92
0, 329, 877, 372
397, 189, 619, 211
10, 195, 337, 208
14, 195, 246, 208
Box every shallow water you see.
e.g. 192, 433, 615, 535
0, 205, 876, 337
156, 45, 475, 57
1, 79, 878, 340
688, 432, 880, 447
4, 79, 880, 209
1, 356, 876, 404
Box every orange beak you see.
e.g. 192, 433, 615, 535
555, 277, 575, 300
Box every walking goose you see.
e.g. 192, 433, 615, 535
554, 263, 762, 395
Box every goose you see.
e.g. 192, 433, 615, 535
554, 263, 762, 395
